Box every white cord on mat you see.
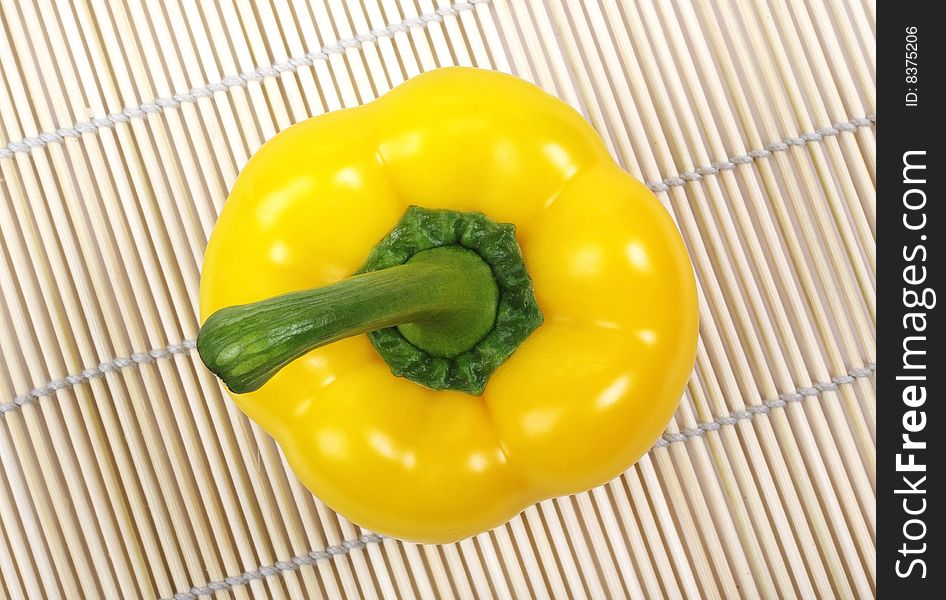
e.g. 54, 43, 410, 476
645, 115, 876, 193
0, 0, 489, 160
167, 534, 385, 600
0, 7, 873, 178
0, 340, 196, 413
653, 362, 876, 447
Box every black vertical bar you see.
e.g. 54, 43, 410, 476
877, 2, 942, 596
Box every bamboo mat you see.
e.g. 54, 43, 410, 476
0, 0, 876, 598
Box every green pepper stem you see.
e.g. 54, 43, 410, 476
197, 246, 499, 393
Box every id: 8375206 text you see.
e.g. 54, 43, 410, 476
905, 26, 918, 106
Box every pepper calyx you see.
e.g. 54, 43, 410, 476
359, 206, 543, 395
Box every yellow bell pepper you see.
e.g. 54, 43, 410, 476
198, 67, 698, 543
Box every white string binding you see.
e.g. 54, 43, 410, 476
162, 361, 876, 599
645, 114, 876, 193
0, 0, 489, 160
165, 534, 385, 600
0, 20, 872, 174
0, 340, 196, 414
652, 362, 877, 448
